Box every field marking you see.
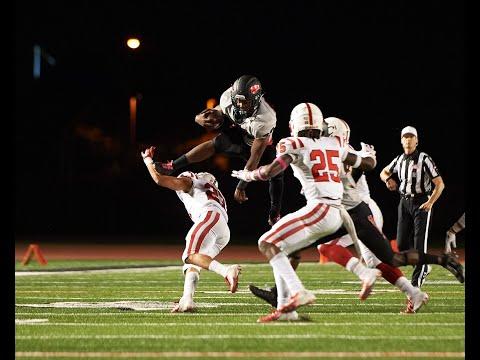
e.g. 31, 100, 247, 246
14, 311, 464, 316
15, 319, 49, 324
16, 334, 464, 340
15, 266, 183, 276
15, 351, 466, 358
15, 321, 464, 327
15, 301, 464, 309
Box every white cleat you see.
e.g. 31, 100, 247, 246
279, 289, 316, 313
359, 268, 382, 301
225, 264, 242, 293
403, 291, 429, 314
171, 296, 196, 313
277, 311, 299, 321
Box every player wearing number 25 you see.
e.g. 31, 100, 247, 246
231, 102, 377, 322
141, 146, 241, 313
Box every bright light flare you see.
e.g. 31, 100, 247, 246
127, 38, 140, 49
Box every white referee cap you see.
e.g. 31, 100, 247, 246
401, 126, 418, 138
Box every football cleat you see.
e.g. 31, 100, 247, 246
154, 160, 174, 175
257, 309, 282, 323
441, 254, 465, 283
278, 289, 316, 313
225, 264, 242, 293
278, 311, 299, 321
402, 291, 429, 314
171, 296, 196, 313
359, 268, 382, 301
248, 284, 278, 307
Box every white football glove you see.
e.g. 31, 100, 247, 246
445, 231, 457, 254
360, 142, 376, 157
231, 169, 255, 182
357, 142, 377, 167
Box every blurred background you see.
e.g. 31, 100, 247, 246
15, 1, 465, 246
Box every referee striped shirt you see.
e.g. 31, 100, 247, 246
386, 149, 440, 196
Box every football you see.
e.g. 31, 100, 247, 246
203, 109, 224, 130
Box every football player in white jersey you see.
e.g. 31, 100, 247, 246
248, 117, 464, 314
232, 102, 381, 322
141, 146, 241, 313
155, 75, 284, 225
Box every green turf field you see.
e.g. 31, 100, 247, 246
15, 261, 464, 359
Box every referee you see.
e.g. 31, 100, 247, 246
380, 126, 445, 288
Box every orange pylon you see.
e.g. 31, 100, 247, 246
21, 244, 48, 265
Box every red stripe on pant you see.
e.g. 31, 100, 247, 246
263, 204, 323, 243
270, 205, 330, 245
194, 212, 220, 253
187, 211, 213, 255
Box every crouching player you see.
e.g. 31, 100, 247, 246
141, 146, 241, 312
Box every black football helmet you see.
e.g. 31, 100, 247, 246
230, 75, 264, 124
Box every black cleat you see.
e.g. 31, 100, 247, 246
442, 253, 465, 283
249, 284, 278, 307
154, 160, 174, 175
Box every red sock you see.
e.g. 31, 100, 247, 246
376, 262, 403, 285
319, 243, 353, 267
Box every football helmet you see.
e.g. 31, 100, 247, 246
196, 172, 218, 188
289, 102, 324, 137
324, 117, 351, 145
177, 171, 197, 180
230, 75, 264, 124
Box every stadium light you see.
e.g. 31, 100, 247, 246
127, 38, 140, 49
206, 98, 217, 109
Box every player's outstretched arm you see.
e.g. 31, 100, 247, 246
343, 142, 377, 172
245, 137, 270, 171
232, 154, 293, 182
141, 146, 192, 192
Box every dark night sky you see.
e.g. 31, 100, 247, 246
14, 1, 465, 245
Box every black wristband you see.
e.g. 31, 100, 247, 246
236, 180, 248, 190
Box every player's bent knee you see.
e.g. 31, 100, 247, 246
183, 263, 202, 275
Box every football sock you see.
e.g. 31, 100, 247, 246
269, 252, 304, 295
319, 243, 353, 267
183, 271, 199, 298
395, 276, 419, 298
273, 268, 289, 309
376, 262, 403, 285
208, 260, 228, 278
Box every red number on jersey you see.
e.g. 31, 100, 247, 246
204, 183, 227, 210
310, 149, 340, 183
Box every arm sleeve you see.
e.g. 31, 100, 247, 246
387, 155, 401, 174
423, 154, 441, 178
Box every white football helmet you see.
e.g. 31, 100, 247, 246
324, 117, 351, 145
196, 172, 219, 188
289, 102, 324, 137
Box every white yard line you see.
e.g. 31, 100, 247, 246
15, 321, 464, 326
15, 351, 465, 358
14, 311, 463, 316
15, 266, 183, 276
16, 334, 464, 340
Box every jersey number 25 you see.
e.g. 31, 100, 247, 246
310, 149, 340, 183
